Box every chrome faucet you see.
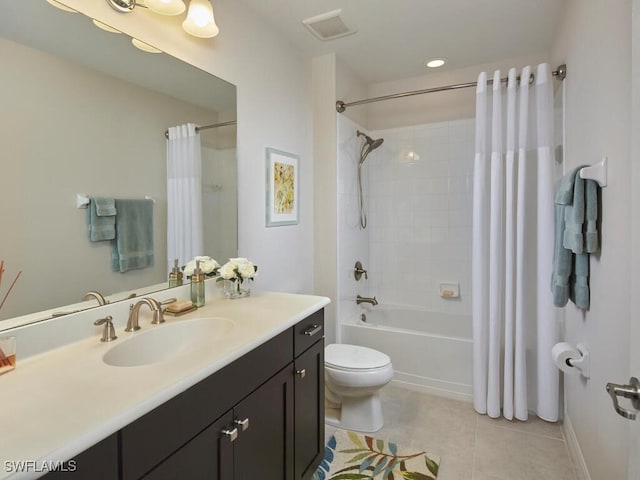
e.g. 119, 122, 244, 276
125, 298, 163, 332
83, 291, 108, 306
356, 294, 378, 306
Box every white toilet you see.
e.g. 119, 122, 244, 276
324, 343, 394, 432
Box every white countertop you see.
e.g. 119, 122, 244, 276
0, 291, 329, 480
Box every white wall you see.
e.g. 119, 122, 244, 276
551, 1, 632, 478
61, 0, 315, 295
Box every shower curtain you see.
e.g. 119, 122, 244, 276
167, 123, 203, 270
472, 64, 558, 421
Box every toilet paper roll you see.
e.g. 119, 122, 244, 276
552, 342, 582, 375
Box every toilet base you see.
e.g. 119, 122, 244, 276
324, 392, 384, 433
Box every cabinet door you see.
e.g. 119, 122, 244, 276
42, 433, 118, 480
144, 411, 234, 480
294, 340, 325, 480
233, 366, 294, 480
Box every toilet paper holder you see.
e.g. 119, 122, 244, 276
566, 343, 590, 379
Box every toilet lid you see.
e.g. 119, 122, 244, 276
325, 344, 390, 370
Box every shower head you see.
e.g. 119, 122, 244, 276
357, 130, 384, 167
357, 130, 384, 151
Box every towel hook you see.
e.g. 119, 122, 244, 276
579, 157, 608, 188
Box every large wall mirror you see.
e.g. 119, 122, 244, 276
0, 0, 237, 326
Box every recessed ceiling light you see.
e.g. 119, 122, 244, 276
426, 58, 447, 68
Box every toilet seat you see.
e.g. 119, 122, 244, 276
325, 344, 391, 371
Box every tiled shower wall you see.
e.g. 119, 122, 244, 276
366, 119, 475, 315
337, 115, 371, 337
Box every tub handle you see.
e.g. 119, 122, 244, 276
303, 324, 322, 337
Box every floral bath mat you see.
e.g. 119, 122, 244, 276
312, 429, 440, 480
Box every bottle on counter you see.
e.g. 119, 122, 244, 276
190, 260, 205, 307
169, 258, 183, 288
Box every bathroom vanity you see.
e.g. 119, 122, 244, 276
0, 291, 328, 480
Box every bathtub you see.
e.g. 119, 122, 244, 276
341, 305, 473, 401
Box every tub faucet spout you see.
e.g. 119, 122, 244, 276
356, 295, 378, 306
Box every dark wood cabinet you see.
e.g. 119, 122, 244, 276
143, 412, 234, 480
294, 339, 325, 480
42, 309, 325, 480
234, 366, 294, 480
42, 433, 118, 480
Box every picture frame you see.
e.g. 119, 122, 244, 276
266, 147, 299, 227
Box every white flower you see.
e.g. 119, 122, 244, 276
218, 257, 258, 282
182, 256, 220, 277
219, 262, 237, 280
195, 256, 220, 275
238, 262, 257, 279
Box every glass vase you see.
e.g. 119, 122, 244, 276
223, 279, 251, 299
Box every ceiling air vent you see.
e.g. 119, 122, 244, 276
302, 9, 356, 41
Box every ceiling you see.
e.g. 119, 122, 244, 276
237, 0, 567, 84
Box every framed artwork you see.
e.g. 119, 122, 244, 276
266, 147, 299, 227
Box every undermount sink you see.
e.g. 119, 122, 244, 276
103, 317, 234, 367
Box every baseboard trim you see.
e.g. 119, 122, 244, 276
562, 412, 591, 480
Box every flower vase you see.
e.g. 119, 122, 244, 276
223, 279, 251, 299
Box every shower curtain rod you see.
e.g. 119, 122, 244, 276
163, 120, 237, 139
335, 64, 567, 113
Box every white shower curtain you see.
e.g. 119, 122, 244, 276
167, 123, 203, 270
472, 64, 559, 421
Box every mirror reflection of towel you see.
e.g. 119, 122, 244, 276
88, 197, 116, 241
111, 198, 154, 273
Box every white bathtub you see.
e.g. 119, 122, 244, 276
341, 305, 473, 401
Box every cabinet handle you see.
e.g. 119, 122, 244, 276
221, 427, 238, 442
296, 369, 306, 379
303, 324, 322, 337
234, 417, 250, 431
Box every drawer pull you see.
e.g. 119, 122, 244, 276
234, 417, 250, 431
296, 369, 306, 379
303, 324, 322, 337
221, 427, 238, 442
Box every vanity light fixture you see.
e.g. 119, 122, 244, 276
182, 0, 219, 38
106, 0, 220, 38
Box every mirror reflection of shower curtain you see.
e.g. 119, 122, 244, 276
472, 65, 558, 422
167, 123, 204, 271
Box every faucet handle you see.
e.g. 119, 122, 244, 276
354, 261, 368, 281
94, 315, 117, 342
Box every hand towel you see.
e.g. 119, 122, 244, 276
584, 179, 599, 253
551, 203, 571, 307
88, 197, 116, 242
562, 169, 586, 254
570, 252, 590, 310
111, 198, 154, 273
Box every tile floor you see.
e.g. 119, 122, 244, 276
325, 385, 577, 480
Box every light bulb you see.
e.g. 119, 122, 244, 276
182, 0, 219, 38
145, 0, 186, 16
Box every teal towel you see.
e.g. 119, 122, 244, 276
570, 252, 590, 310
584, 179, 599, 253
563, 168, 586, 254
111, 198, 154, 273
552, 166, 599, 311
551, 203, 571, 307
88, 197, 116, 242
